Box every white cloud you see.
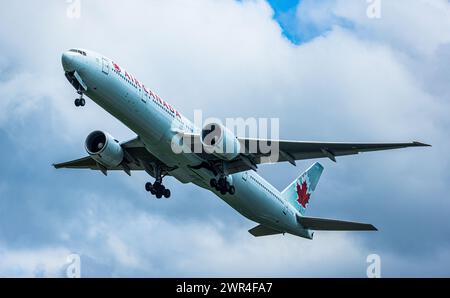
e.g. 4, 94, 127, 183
50, 193, 371, 277
0, 245, 71, 277
333, 0, 450, 56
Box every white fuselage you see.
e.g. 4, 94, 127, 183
62, 49, 311, 238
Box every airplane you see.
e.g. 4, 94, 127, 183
54, 48, 430, 239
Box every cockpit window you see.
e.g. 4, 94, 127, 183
69, 49, 87, 56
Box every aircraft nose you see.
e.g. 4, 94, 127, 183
62, 51, 76, 72
62, 50, 85, 72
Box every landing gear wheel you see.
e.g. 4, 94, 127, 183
145, 165, 172, 199
164, 189, 171, 199
214, 176, 235, 195
74, 96, 85, 107
153, 181, 162, 189
154, 183, 164, 199
147, 180, 170, 199
218, 178, 226, 189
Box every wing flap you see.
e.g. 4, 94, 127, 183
297, 216, 377, 231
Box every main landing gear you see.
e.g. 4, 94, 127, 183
144, 165, 171, 199
74, 90, 85, 107
145, 181, 171, 199
210, 177, 235, 195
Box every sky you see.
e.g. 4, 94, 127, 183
0, 0, 449, 277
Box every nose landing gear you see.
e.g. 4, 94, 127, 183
74, 90, 85, 107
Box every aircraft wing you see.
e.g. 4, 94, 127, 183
246, 139, 428, 162
53, 137, 167, 176
193, 137, 430, 175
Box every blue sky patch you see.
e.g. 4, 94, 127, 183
267, 0, 354, 44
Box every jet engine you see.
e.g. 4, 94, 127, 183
85, 130, 124, 167
201, 123, 241, 160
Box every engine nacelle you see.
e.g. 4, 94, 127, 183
85, 130, 124, 167
201, 123, 241, 160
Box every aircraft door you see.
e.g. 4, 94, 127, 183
242, 172, 248, 181
102, 58, 110, 75
139, 86, 146, 103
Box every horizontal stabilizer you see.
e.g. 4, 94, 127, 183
249, 225, 283, 237
297, 216, 377, 231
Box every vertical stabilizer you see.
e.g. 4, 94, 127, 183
281, 162, 324, 215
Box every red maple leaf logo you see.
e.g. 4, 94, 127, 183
296, 181, 310, 208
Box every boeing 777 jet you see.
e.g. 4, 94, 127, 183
54, 49, 430, 239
